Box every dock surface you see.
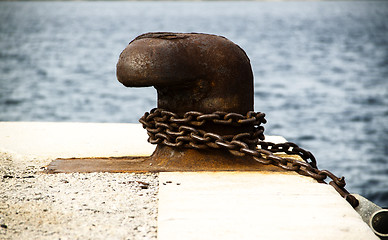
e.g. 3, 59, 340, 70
0, 122, 378, 239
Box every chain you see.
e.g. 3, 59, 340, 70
140, 108, 359, 208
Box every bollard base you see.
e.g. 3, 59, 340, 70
46, 147, 295, 173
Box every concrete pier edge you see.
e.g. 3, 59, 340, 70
0, 122, 378, 239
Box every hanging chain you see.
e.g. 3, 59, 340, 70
140, 108, 359, 208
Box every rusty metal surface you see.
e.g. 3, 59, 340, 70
46, 154, 296, 174
46, 156, 150, 174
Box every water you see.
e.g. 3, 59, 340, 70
1, 1, 387, 206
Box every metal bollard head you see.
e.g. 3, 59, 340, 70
116, 32, 254, 115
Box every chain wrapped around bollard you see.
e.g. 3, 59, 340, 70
140, 108, 359, 208
116, 32, 360, 209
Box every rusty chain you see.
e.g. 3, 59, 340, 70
140, 108, 359, 208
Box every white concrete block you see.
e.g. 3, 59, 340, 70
0, 122, 155, 168
158, 172, 378, 240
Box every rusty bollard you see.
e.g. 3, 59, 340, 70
47, 32, 363, 217
46, 32, 281, 173
117, 32, 281, 171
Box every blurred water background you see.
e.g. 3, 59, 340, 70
0, 1, 387, 206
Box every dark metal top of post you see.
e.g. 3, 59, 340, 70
116, 32, 254, 115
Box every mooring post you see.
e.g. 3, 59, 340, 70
116, 32, 281, 171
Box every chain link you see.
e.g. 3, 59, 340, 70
140, 108, 359, 208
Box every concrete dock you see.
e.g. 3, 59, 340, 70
0, 122, 378, 239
